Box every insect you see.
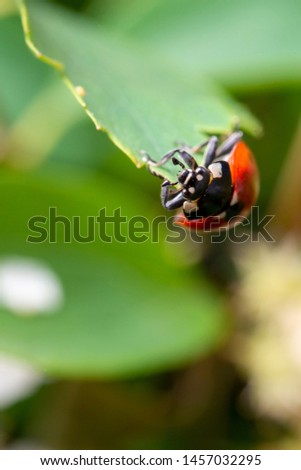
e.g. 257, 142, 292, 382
143, 131, 259, 231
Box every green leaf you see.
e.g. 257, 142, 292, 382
0, 13, 83, 170
0, 170, 228, 379
0, 14, 50, 123
19, 1, 261, 181
100, 0, 301, 91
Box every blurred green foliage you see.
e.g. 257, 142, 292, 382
98, 0, 301, 90
0, 0, 300, 450
0, 170, 226, 378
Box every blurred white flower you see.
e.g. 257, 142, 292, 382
0, 257, 64, 316
237, 241, 301, 319
233, 240, 301, 425
0, 356, 44, 409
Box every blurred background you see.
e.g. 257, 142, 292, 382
0, 0, 301, 450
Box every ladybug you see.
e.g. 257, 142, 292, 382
143, 131, 259, 231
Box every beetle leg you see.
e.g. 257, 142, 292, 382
142, 148, 181, 168
140, 150, 156, 164
190, 139, 211, 154
144, 162, 165, 180
161, 181, 186, 210
176, 137, 219, 168
141, 151, 167, 179
203, 136, 219, 167
142, 147, 198, 170
216, 131, 243, 157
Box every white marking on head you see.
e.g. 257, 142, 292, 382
196, 174, 203, 181
209, 162, 223, 178
230, 191, 239, 206
184, 171, 193, 186
183, 201, 198, 213
188, 187, 196, 194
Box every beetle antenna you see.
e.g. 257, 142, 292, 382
172, 157, 186, 169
